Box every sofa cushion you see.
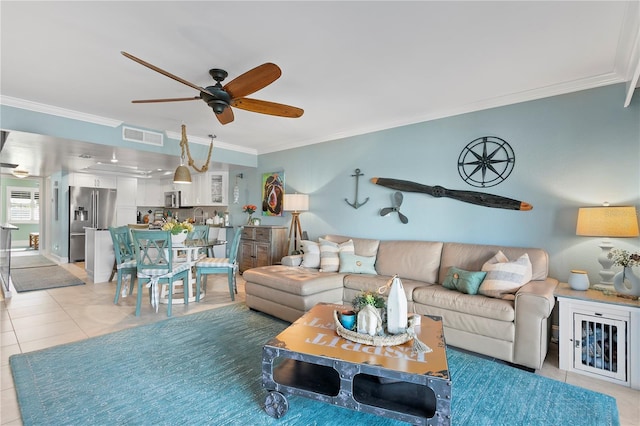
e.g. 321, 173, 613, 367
412, 285, 515, 323
413, 302, 515, 344
439, 242, 549, 284
442, 267, 486, 295
323, 235, 380, 257
338, 253, 377, 274
343, 274, 432, 303
299, 240, 320, 268
319, 238, 355, 272
376, 240, 443, 283
479, 251, 532, 300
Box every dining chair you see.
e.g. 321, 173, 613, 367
195, 226, 244, 301
188, 224, 211, 259
131, 229, 190, 317
109, 226, 137, 304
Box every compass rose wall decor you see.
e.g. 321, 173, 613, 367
458, 136, 515, 188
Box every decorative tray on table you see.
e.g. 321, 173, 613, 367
332, 310, 431, 353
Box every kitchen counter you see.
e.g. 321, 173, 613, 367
85, 228, 115, 284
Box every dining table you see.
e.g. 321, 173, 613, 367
158, 239, 226, 305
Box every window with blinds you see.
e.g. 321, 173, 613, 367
8, 187, 39, 223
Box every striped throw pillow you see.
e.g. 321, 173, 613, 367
479, 251, 532, 300
319, 238, 355, 272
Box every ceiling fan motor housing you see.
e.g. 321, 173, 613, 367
201, 86, 231, 114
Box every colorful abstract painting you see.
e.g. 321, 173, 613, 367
261, 171, 284, 216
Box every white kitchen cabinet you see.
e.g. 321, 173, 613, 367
138, 179, 165, 206
116, 177, 137, 225
198, 171, 228, 206
69, 173, 116, 189
175, 181, 195, 206
116, 177, 137, 205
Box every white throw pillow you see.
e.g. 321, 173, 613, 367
299, 240, 320, 268
479, 251, 532, 300
319, 238, 355, 272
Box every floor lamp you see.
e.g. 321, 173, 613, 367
284, 193, 309, 254
576, 205, 639, 290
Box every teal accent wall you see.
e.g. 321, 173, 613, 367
251, 84, 640, 282
0, 176, 41, 244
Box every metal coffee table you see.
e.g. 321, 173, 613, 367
261, 303, 451, 425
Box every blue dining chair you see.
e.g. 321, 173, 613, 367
109, 226, 137, 304
187, 224, 211, 259
131, 230, 190, 317
195, 226, 244, 301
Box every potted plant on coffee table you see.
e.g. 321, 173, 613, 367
352, 291, 386, 336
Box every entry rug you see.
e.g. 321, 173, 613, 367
10, 304, 619, 425
10, 255, 56, 269
10, 265, 84, 292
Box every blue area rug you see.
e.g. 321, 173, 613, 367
10, 304, 619, 425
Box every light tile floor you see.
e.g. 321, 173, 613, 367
1, 256, 639, 425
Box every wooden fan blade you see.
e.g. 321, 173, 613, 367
223, 63, 281, 99
215, 106, 234, 125
132, 96, 201, 103
231, 98, 304, 118
121, 51, 215, 97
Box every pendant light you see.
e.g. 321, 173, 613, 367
173, 163, 192, 184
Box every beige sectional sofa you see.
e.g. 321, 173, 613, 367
243, 234, 558, 370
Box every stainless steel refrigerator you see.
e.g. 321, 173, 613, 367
68, 186, 117, 262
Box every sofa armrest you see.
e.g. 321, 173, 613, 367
513, 278, 559, 369
281, 254, 303, 267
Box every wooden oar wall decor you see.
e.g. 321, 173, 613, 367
370, 177, 532, 211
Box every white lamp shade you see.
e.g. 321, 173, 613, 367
576, 206, 639, 237
284, 193, 309, 212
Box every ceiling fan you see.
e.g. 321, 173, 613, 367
121, 51, 304, 125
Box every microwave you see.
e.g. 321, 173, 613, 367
164, 191, 191, 208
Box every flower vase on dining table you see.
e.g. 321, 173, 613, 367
171, 230, 188, 246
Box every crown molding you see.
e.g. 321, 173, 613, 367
0, 96, 123, 127
259, 72, 624, 154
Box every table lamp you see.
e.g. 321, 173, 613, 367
284, 193, 309, 254
576, 205, 639, 290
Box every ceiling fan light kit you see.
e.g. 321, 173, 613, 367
11, 169, 29, 178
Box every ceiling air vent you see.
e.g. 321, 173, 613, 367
122, 126, 163, 147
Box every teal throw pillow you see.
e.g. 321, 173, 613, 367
338, 252, 377, 275
442, 267, 486, 295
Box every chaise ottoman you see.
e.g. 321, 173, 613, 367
243, 265, 344, 323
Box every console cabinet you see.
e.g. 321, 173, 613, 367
239, 226, 287, 273
555, 283, 639, 389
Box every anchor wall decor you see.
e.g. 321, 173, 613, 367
345, 168, 369, 209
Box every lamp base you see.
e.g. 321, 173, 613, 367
287, 212, 303, 255
592, 239, 615, 291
